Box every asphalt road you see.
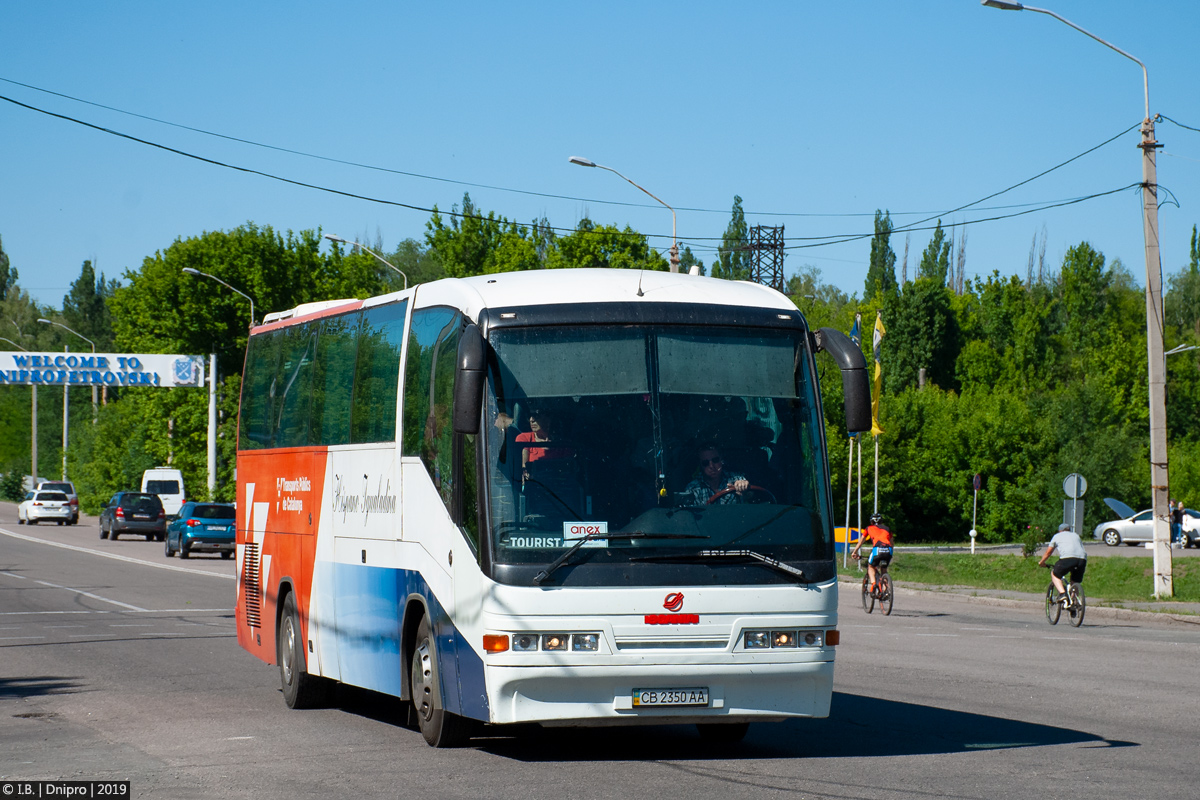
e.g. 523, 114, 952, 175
2, 501, 1198, 799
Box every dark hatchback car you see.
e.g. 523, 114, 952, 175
164, 502, 236, 559
100, 492, 167, 541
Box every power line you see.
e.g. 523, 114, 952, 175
0, 91, 1145, 251
0, 75, 1143, 222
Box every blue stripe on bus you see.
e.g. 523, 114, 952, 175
329, 562, 489, 722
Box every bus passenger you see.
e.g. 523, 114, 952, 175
681, 444, 750, 506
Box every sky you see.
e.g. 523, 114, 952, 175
3, 1, 1199, 312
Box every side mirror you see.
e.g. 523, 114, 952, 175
453, 323, 486, 434
813, 327, 871, 434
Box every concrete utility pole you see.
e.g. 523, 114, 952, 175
982, 0, 1172, 596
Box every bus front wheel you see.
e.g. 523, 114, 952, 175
411, 615, 473, 747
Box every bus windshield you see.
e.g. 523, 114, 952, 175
485, 324, 833, 586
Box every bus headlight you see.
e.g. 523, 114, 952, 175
743, 629, 824, 649
571, 633, 599, 652
512, 633, 540, 652
541, 634, 569, 651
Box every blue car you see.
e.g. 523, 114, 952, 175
165, 502, 236, 559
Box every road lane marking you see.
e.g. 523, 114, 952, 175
34, 579, 147, 611
0, 636, 46, 641
67, 634, 117, 639
1, 571, 28, 579
0, 527, 234, 581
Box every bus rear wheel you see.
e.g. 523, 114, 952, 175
411, 615, 473, 747
278, 591, 328, 709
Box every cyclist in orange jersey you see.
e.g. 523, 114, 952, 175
851, 513, 894, 594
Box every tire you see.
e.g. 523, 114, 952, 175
1068, 584, 1086, 628
28, 519, 37, 526
411, 615, 473, 747
110, 530, 118, 540
17, 517, 24, 525
145, 534, 153, 541
278, 591, 328, 709
1045, 584, 1061, 625
220, 550, 233, 559
57, 521, 64, 526
697, 722, 750, 743
179, 546, 189, 559
1103, 529, 1121, 546
99, 522, 107, 539
878, 573, 894, 616
861, 576, 874, 614
164, 537, 174, 558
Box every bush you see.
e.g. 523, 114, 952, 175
0, 469, 24, 501
1019, 524, 1046, 557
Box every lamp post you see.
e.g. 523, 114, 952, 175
324, 235, 408, 289
181, 268, 256, 328
38, 319, 97, 480
568, 156, 680, 273
0, 334, 36, 485
983, 0, 1172, 597
38, 318, 98, 423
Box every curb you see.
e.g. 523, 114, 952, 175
836, 577, 1200, 627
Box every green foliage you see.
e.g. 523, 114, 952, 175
917, 221, 951, 284
545, 219, 667, 271
0, 234, 15, 299
0, 469, 23, 501
711, 196, 749, 281
864, 210, 897, 299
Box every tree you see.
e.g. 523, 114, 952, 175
62, 260, 116, 350
546, 218, 668, 271
425, 193, 540, 277
0, 234, 15, 299
864, 210, 897, 299
917, 221, 951, 285
882, 276, 960, 393
712, 196, 749, 281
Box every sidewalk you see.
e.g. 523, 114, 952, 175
837, 576, 1200, 626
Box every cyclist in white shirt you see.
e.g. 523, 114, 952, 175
1037, 523, 1087, 601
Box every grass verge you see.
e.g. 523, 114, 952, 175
878, 553, 1200, 604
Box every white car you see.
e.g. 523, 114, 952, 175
35, 480, 78, 525
18, 490, 73, 525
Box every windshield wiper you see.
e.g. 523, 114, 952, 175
630, 549, 807, 583
532, 532, 708, 585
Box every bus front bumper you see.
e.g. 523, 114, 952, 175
483, 659, 833, 727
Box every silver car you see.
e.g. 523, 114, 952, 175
1093, 498, 1199, 546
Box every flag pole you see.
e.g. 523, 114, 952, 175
843, 435, 854, 569
873, 434, 879, 515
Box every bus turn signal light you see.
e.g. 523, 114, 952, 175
826, 630, 839, 646
483, 634, 509, 653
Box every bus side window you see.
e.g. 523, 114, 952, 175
351, 300, 408, 444
239, 329, 281, 449
274, 322, 316, 448
310, 311, 360, 446
403, 308, 461, 512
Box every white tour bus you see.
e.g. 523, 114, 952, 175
234, 268, 870, 746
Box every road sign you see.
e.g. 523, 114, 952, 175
1063, 473, 1087, 499
973, 473, 982, 492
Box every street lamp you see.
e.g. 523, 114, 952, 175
568, 156, 680, 273
983, 1, 1172, 597
38, 318, 98, 422
38, 318, 97, 480
324, 234, 408, 289
181, 268, 256, 328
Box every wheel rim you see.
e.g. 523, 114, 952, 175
1104, 530, 1119, 546
280, 615, 295, 685
413, 638, 435, 722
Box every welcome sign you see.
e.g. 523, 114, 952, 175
0, 352, 206, 388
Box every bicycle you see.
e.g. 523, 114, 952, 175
853, 553, 893, 615
1041, 563, 1085, 627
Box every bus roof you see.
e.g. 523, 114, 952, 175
257, 269, 797, 331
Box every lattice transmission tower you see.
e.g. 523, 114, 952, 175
747, 225, 786, 291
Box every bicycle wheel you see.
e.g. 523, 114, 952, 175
1045, 583, 1061, 625
861, 575, 874, 613
878, 573, 893, 616
1068, 583, 1086, 627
